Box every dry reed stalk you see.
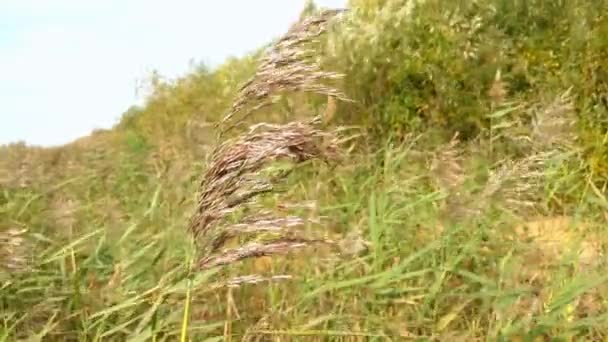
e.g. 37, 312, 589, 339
531, 88, 577, 151
430, 132, 465, 193
488, 69, 508, 105
198, 237, 332, 270
189, 119, 342, 269
189, 8, 350, 272
443, 88, 576, 221
484, 89, 578, 218
224, 274, 293, 288
477, 152, 552, 215
429, 133, 473, 223
219, 9, 350, 134
443, 152, 554, 222
489, 88, 578, 155
189, 117, 341, 245
0, 228, 28, 272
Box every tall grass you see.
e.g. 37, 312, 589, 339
2, 1, 608, 340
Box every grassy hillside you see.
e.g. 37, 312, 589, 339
2, 0, 608, 340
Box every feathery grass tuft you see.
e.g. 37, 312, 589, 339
479, 152, 552, 215
189, 9, 349, 273
189, 117, 343, 269
531, 88, 578, 152
219, 9, 350, 134
0, 228, 28, 272
430, 132, 465, 193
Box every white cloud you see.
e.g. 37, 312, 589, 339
0, 0, 347, 146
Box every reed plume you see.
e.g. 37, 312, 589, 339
188, 8, 349, 272
219, 9, 349, 134
0, 228, 28, 272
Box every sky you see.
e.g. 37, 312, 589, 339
0, 0, 347, 147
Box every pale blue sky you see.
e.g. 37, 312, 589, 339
0, 0, 346, 147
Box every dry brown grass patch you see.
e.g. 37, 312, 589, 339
512, 215, 602, 270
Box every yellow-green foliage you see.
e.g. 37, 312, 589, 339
117, 55, 260, 157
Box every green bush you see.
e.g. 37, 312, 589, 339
326, 0, 608, 179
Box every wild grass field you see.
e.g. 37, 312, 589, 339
2, 0, 608, 340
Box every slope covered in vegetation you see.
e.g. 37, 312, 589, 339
2, 0, 608, 340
